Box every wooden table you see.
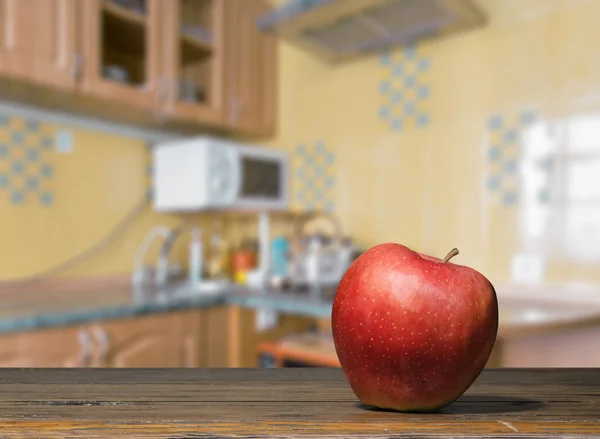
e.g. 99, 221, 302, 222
0, 368, 597, 437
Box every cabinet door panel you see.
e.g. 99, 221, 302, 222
33, 0, 77, 90
0, 0, 38, 78
160, 0, 225, 125
0, 326, 86, 368
79, 0, 161, 110
90, 311, 202, 368
108, 333, 181, 368
225, 0, 277, 137
0, 0, 76, 89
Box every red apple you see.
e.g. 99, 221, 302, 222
332, 243, 498, 412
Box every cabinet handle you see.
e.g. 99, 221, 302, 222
229, 98, 242, 123
76, 330, 92, 367
157, 76, 170, 105
70, 51, 84, 81
92, 327, 111, 367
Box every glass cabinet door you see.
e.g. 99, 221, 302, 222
80, 0, 161, 110
161, 0, 225, 125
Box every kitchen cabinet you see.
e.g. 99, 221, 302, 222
79, 0, 162, 111
0, 325, 89, 368
230, 306, 316, 367
79, 0, 226, 124
0, 0, 277, 137
224, 0, 277, 137
0, 310, 205, 368
0, 305, 317, 368
88, 310, 201, 368
161, 0, 226, 126
0, 0, 31, 79
0, 0, 77, 90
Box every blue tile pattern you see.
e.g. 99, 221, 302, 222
10, 189, 25, 205
26, 177, 39, 190
40, 164, 54, 178
486, 109, 548, 206
26, 148, 39, 162
26, 119, 40, 131
40, 192, 54, 206
41, 136, 54, 149
293, 141, 336, 212
0, 115, 56, 207
378, 44, 432, 132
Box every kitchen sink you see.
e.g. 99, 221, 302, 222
131, 279, 231, 304
168, 280, 230, 297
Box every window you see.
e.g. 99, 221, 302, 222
519, 113, 600, 264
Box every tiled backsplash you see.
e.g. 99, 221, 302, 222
378, 45, 432, 132
293, 141, 336, 212
0, 115, 56, 207
485, 110, 540, 207
0, 112, 188, 281
3, 0, 600, 287
271, 0, 600, 285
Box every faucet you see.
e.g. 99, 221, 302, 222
131, 224, 197, 288
131, 225, 172, 287
155, 224, 198, 286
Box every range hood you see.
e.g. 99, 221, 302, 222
258, 0, 486, 62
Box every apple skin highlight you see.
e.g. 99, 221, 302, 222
332, 243, 499, 412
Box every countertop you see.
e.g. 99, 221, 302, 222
494, 282, 600, 337
1, 279, 600, 336
0, 368, 596, 437
0, 281, 334, 334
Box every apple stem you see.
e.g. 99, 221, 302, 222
442, 248, 459, 263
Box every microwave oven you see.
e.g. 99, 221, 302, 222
152, 137, 290, 212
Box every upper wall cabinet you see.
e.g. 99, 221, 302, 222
0, 0, 277, 138
0, 0, 78, 91
224, 0, 277, 138
161, 0, 225, 126
80, 0, 162, 111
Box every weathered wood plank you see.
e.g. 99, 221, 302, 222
0, 368, 595, 438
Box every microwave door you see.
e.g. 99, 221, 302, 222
240, 157, 284, 208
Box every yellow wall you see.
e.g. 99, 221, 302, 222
269, 0, 600, 285
2, 0, 600, 286
0, 116, 190, 280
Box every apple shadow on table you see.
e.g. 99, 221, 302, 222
358, 395, 543, 414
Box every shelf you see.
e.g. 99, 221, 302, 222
103, 1, 146, 26
180, 32, 213, 64
102, 1, 146, 56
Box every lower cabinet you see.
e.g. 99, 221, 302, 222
0, 325, 88, 368
233, 307, 317, 367
0, 306, 319, 368
0, 309, 205, 368
87, 310, 202, 368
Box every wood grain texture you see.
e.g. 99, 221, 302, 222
0, 368, 596, 437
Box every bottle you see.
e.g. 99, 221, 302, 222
271, 236, 289, 278
231, 239, 257, 285
189, 228, 203, 285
